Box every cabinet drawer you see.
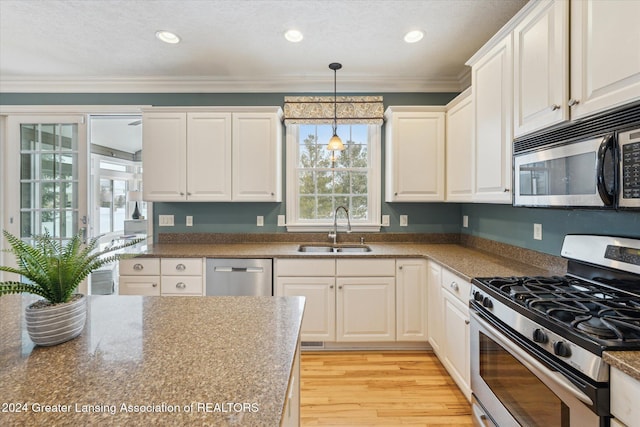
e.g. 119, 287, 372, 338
336, 259, 395, 277
161, 258, 203, 276
441, 267, 471, 304
276, 259, 335, 277
161, 276, 203, 295
119, 258, 160, 276
119, 276, 160, 296
611, 366, 640, 426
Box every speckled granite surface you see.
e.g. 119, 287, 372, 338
603, 351, 640, 381
0, 295, 304, 426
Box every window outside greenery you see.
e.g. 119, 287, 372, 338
288, 123, 380, 229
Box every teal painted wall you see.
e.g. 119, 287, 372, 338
461, 204, 640, 256
3, 92, 639, 255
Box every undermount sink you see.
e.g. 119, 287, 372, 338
297, 244, 372, 253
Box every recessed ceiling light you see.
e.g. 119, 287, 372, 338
155, 30, 181, 44
404, 30, 424, 43
284, 29, 304, 43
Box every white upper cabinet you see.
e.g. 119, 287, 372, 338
445, 89, 474, 202
470, 34, 513, 203
142, 107, 282, 202
232, 112, 282, 202
570, 0, 640, 119
513, 0, 569, 137
385, 107, 445, 202
143, 112, 187, 201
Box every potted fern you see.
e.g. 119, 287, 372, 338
0, 230, 144, 346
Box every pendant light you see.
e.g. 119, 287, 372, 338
327, 62, 345, 152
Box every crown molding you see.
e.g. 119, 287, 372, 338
0, 75, 465, 94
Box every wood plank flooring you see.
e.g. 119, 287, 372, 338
300, 351, 473, 426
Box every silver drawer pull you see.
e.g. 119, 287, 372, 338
133, 263, 144, 271
152, 283, 158, 287
176, 282, 186, 289
450, 282, 459, 292
176, 263, 186, 271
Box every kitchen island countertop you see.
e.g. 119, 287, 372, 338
0, 294, 304, 426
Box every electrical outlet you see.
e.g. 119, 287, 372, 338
257, 216, 264, 227
463, 215, 469, 228
534, 223, 543, 240
186, 216, 193, 227
382, 215, 390, 227
277, 215, 286, 227
400, 215, 408, 227
159, 215, 174, 226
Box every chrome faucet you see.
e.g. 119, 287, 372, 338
328, 205, 351, 245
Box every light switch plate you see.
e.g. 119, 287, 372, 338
159, 215, 174, 226
534, 223, 542, 240
186, 216, 193, 227
463, 215, 469, 228
277, 215, 286, 227
382, 215, 390, 227
400, 215, 408, 227
257, 216, 264, 227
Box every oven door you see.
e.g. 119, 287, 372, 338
514, 134, 616, 208
470, 310, 603, 427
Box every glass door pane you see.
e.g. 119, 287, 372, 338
19, 123, 83, 245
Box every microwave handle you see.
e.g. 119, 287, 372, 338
596, 134, 615, 206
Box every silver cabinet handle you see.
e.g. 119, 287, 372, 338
399, 265, 403, 270
465, 319, 470, 325
503, 188, 510, 192
550, 104, 561, 111
450, 282, 459, 292
394, 192, 398, 196
568, 98, 580, 107
180, 192, 185, 196
152, 283, 158, 287
133, 263, 144, 271
338, 285, 343, 290
176, 282, 186, 289
329, 285, 334, 289
176, 263, 186, 271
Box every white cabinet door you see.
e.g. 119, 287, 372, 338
396, 259, 428, 341
442, 289, 471, 400
472, 34, 513, 203
570, 0, 640, 119
427, 261, 444, 356
232, 112, 282, 202
142, 112, 187, 201
445, 90, 474, 202
336, 277, 395, 342
385, 108, 445, 202
513, 0, 569, 137
186, 113, 232, 201
277, 277, 336, 342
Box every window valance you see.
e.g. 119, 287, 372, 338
283, 96, 384, 125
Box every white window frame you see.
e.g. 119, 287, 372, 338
285, 123, 381, 232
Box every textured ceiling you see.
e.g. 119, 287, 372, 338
0, 0, 528, 93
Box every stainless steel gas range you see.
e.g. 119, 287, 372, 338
470, 235, 640, 427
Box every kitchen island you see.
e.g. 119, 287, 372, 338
0, 294, 304, 426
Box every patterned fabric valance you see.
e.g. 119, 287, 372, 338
283, 96, 384, 125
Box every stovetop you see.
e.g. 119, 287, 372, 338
474, 275, 640, 349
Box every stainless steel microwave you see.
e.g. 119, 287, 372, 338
514, 127, 640, 209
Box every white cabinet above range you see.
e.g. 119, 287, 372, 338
142, 107, 282, 202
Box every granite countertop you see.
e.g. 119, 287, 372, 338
141, 242, 554, 281
603, 351, 640, 381
0, 294, 304, 426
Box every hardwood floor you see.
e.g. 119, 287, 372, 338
300, 351, 473, 426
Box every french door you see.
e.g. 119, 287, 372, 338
4, 115, 88, 266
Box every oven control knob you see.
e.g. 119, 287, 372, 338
532, 328, 548, 344
474, 291, 484, 302
482, 296, 493, 309
553, 341, 571, 358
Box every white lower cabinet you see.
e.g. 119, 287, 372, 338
276, 258, 427, 344
611, 366, 640, 427
427, 261, 471, 401
336, 276, 395, 342
119, 257, 203, 296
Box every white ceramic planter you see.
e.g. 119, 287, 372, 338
25, 294, 87, 346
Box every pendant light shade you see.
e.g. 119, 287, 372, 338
328, 62, 345, 152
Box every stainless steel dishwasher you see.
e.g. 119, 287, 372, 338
205, 259, 273, 296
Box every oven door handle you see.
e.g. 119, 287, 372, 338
472, 311, 594, 407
